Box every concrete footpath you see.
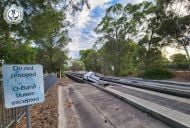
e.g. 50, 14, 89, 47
58, 84, 113, 128
58, 83, 171, 128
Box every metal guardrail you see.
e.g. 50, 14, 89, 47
0, 74, 57, 128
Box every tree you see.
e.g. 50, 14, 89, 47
80, 49, 101, 72
31, 7, 70, 73
70, 59, 85, 71
94, 2, 161, 75
151, 0, 190, 63
171, 53, 188, 64
0, 38, 36, 64
0, 0, 90, 72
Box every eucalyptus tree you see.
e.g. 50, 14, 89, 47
171, 53, 188, 64
95, 2, 155, 75
154, 0, 190, 62
0, 0, 89, 72
80, 49, 101, 72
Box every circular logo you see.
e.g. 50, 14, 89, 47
3, 4, 24, 25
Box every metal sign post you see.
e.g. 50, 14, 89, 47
111, 66, 115, 76
26, 105, 31, 128
2, 64, 45, 127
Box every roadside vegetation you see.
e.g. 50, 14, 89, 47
0, 0, 89, 74
77, 0, 190, 79
0, 0, 190, 80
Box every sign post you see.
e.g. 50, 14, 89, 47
111, 66, 115, 76
2, 64, 44, 128
26, 105, 31, 128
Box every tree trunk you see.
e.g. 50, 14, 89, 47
182, 45, 190, 69
148, 30, 154, 51
178, 38, 190, 70
49, 48, 53, 73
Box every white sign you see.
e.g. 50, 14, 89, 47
3, 4, 24, 25
111, 66, 115, 71
2, 65, 44, 108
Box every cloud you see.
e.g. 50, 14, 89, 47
67, 0, 113, 59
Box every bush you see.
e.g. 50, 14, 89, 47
118, 67, 137, 77
140, 69, 175, 80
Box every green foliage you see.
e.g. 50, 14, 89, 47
93, 1, 176, 77
154, 1, 190, 61
10, 43, 36, 64
0, 0, 90, 73
143, 48, 163, 68
141, 69, 175, 80
94, 2, 154, 76
95, 2, 154, 41
170, 53, 188, 64
36, 47, 67, 73
0, 38, 36, 64
30, 8, 63, 40
80, 49, 101, 72
69, 60, 85, 71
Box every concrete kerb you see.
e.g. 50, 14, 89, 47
89, 83, 190, 128
100, 78, 190, 98
58, 86, 66, 128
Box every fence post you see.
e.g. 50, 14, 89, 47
1, 80, 5, 128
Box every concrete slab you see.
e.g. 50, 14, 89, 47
75, 83, 171, 128
58, 84, 114, 128
147, 80, 190, 87
110, 85, 190, 114
58, 86, 66, 128
102, 78, 190, 97
119, 84, 190, 104
104, 86, 190, 128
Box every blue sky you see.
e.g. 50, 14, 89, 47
67, 0, 147, 59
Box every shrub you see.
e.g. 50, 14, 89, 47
118, 68, 137, 77
140, 69, 175, 80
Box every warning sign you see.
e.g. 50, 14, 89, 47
2, 65, 44, 108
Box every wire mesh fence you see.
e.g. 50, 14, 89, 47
0, 74, 57, 128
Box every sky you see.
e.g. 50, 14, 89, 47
67, 0, 148, 59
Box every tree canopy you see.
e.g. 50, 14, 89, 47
80, 0, 190, 77
0, 0, 90, 73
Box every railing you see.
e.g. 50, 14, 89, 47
164, 64, 190, 71
0, 74, 57, 128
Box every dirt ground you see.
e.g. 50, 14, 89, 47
15, 77, 76, 128
16, 79, 61, 128
172, 71, 190, 82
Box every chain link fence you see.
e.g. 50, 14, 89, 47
0, 74, 57, 128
